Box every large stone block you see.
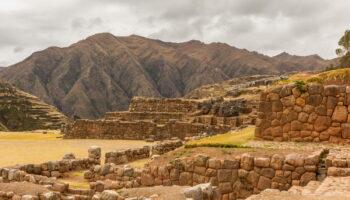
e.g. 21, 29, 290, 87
307, 95, 323, 106
314, 116, 331, 132
218, 169, 232, 182
332, 106, 348, 122
308, 84, 323, 94
342, 123, 350, 139
281, 96, 296, 107
285, 154, 304, 167
325, 85, 339, 96
241, 154, 254, 171
257, 176, 271, 190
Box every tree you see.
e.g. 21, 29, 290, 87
336, 30, 350, 68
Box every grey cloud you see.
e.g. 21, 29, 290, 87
13, 47, 23, 53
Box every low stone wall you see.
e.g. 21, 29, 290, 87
9, 146, 101, 178
85, 151, 323, 200
64, 120, 230, 140
105, 111, 185, 121
255, 84, 350, 143
129, 97, 201, 113
105, 140, 183, 164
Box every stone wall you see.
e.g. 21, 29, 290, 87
105, 111, 185, 121
7, 146, 101, 178
105, 140, 183, 164
255, 84, 350, 143
85, 151, 323, 200
63, 96, 256, 140
64, 120, 230, 140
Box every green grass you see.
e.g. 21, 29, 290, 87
185, 128, 254, 148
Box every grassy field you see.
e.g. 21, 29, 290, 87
185, 128, 254, 148
0, 130, 152, 167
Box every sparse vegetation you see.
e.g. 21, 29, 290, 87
336, 30, 350, 68
185, 128, 254, 148
295, 81, 307, 93
173, 150, 194, 158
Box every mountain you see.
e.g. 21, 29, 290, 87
0, 33, 336, 119
0, 79, 69, 131
273, 52, 335, 71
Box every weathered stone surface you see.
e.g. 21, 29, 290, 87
141, 173, 154, 186
208, 159, 221, 169
254, 158, 270, 168
308, 84, 323, 94
281, 96, 295, 107
260, 168, 275, 179
298, 112, 309, 123
271, 154, 284, 170
101, 190, 120, 200
307, 95, 323, 106
332, 106, 348, 122
314, 116, 331, 132
325, 85, 339, 96
218, 169, 232, 182
179, 172, 192, 186
342, 123, 350, 139
327, 96, 338, 110
290, 120, 302, 131
241, 154, 254, 170
257, 176, 271, 190
285, 154, 304, 167
272, 101, 283, 112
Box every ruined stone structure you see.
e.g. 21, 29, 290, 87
85, 150, 324, 200
64, 97, 256, 140
255, 84, 350, 143
0, 147, 102, 200
104, 140, 183, 164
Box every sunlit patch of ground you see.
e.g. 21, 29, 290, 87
0, 130, 153, 167
58, 171, 90, 189
185, 127, 255, 148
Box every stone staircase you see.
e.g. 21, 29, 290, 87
246, 176, 350, 200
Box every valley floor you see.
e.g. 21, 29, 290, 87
0, 130, 152, 167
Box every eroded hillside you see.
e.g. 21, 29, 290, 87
0, 80, 68, 131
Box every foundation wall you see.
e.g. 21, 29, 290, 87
255, 84, 350, 143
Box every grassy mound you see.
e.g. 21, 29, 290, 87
275, 69, 350, 86
306, 68, 350, 84
185, 128, 254, 148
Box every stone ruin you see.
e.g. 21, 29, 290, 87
255, 84, 350, 143
63, 97, 256, 140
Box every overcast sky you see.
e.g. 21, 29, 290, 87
0, 0, 349, 66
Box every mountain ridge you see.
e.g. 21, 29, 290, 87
0, 33, 336, 119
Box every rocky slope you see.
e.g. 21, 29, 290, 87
0, 79, 68, 131
0, 33, 336, 119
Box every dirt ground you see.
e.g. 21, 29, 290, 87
0, 130, 153, 167
120, 185, 189, 200
0, 182, 49, 195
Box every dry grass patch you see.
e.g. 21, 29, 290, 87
0, 131, 153, 167
185, 128, 254, 148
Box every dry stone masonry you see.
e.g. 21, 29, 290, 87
85, 150, 324, 200
104, 140, 183, 164
64, 97, 255, 140
255, 84, 350, 143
